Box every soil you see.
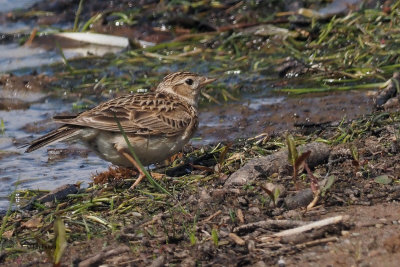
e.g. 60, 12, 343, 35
198, 90, 373, 144
2, 107, 400, 267
7, 203, 400, 267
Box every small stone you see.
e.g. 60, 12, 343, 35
237, 197, 248, 206
282, 209, 301, 219
247, 240, 255, 252
271, 173, 279, 179
341, 230, 350, 237
225, 142, 330, 187
344, 239, 351, 245
228, 188, 241, 195
212, 189, 227, 199
278, 257, 286, 267
199, 190, 212, 202
221, 216, 231, 224
284, 188, 313, 210
383, 97, 399, 110
248, 207, 260, 214
219, 230, 229, 238
353, 189, 360, 197
344, 189, 353, 196
265, 182, 277, 192
174, 250, 189, 258
131, 212, 142, 218
44, 202, 55, 208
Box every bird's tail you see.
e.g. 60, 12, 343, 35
25, 126, 80, 153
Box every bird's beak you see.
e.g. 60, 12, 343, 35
200, 77, 217, 86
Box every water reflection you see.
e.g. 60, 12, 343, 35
0, 99, 109, 210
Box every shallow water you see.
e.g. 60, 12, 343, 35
0, 99, 109, 210
0, 91, 291, 210
0, 0, 375, 211
0, 43, 60, 73
0, 0, 41, 13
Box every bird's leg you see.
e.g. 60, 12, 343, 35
115, 147, 146, 190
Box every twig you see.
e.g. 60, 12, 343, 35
307, 193, 320, 210
24, 28, 37, 46
233, 219, 308, 234
225, 1, 243, 13
140, 214, 163, 227
78, 245, 130, 267
201, 210, 222, 224
237, 209, 244, 224
256, 236, 339, 257
259, 215, 349, 242
295, 236, 338, 249
229, 233, 245, 245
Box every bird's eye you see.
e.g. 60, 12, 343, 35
185, 79, 194, 85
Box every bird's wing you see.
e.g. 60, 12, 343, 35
53, 93, 195, 136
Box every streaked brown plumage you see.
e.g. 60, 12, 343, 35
26, 72, 216, 188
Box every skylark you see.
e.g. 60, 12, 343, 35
26, 72, 216, 188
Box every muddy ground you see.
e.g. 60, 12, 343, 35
1, 105, 400, 267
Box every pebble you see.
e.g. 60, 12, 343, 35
219, 230, 229, 238
248, 207, 260, 214
247, 240, 255, 252
341, 230, 350, 237
284, 188, 313, 210
344, 188, 353, 195
237, 197, 248, 206
199, 189, 211, 201
131, 212, 142, 218
278, 258, 286, 267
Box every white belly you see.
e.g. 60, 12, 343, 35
76, 128, 187, 167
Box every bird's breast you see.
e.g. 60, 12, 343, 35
113, 134, 188, 166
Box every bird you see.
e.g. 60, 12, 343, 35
26, 71, 216, 189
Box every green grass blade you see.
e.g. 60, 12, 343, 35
53, 217, 67, 266
113, 114, 172, 196
73, 0, 85, 32
0, 191, 16, 250
286, 133, 298, 166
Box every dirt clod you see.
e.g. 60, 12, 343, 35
225, 142, 330, 187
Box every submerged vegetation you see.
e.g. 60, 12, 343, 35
13, 0, 400, 102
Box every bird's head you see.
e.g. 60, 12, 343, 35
156, 72, 216, 107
